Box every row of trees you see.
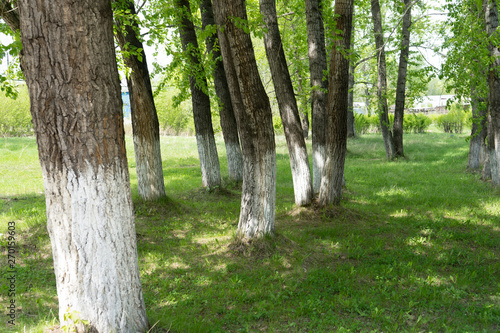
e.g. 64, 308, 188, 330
2, 0, 500, 331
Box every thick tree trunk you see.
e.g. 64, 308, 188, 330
371, 0, 395, 160
200, 0, 243, 182
483, 111, 494, 180
347, 62, 356, 138
318, 0, 354, 206
393, 0, 412, 158
485, 0, 500, 186
213, 0, 276, 238
176, 0, 221, 188
18, 0, 148, 331
468, 91, 487, 171
0, 0, 19, 32
293, 43, 310, 139
259, 0, 313, 206
305, 0, 328, 193
114, 0, 166, 200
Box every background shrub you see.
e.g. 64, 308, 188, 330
436, 103, 468, 134
0, 85, 32, 137
154, 88, 195, 135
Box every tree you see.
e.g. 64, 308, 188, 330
305, 0, 328, 193
114, 0, 166, 200
259, 0, 313, 206
392, 0, 412, 157
17, 0, 149, 331
200, 0, 243, 182
213, 0, 277, 238
318, 0, 354, 206
485, 0, 500, 186
175, 0, 222, 188
371, 0, 395, 160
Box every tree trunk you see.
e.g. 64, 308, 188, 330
393, 0, 412, 158
371, 0, 395, 160
176, 0, 222, 189
259, 0, 313, 206
293, 43, 310, 139
468, 90, 487, 171
347, 62, 356, 138
200, 0, 243, 183
482, 111, 493, 180
0, 0, 19, 32
305, 0, 328, 193
18, 0, 148, 331
485, 0, 500, 186
114, 0, 166, 200
318, 0, 354, 206
213, 0, 276, 238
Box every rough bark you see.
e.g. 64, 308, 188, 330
200, 0, 243, 182
176, 0, 221, 188
293, 42, 310, 139
259, 0, 313, 206
371, 0, 395, 160
114, 0, 166, 200
0, 0, 19, 32
18, 0, 148, 331
393, 0, 412, 158
213, 0, 276, 238
468, 90, 488, 171
485, 0, 500, 186
483, 111, 493, 179
347, 62, 356, 138
318, 0, 354, 206
305, 0, 328, 193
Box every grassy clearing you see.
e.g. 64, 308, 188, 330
1, 133, 499, 332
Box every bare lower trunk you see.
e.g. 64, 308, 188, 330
18, 0, 148, 331
114, 0, 166, 200
468, 93, 487, 171
214, 0, 276, 238
176, 0, 221, 188
260, 0, 313, 206
200, 0, 243, 182
393, 0, 412, 158
371, 0, 395, 160
318, 0, 354, 206
306, 0, 328, 193
347, 62, 356, 138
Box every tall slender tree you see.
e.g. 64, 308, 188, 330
318, 0, 354, 206
371, 0, 395, 160
485, 0, 500, 186
392, 0, 412, 157
18, 0, 149, 331
114, 0, 166, 200
259, 0, 313, 206
200, 0, 243, 182
305, 0, 328, 193
175, 0, 222, 188
213, 0, 277, 238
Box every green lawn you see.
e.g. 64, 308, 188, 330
1, 133, 499, 332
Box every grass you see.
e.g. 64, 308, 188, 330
1, 132, 499, 332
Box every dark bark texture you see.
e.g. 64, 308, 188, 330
371, 0, 395, 160
260, 0, 313, 206
485, 0, 500, 186
305, 0, 328, 193
176, 0, 221, 188
200, 0, 243, 182
347, 62, 356, 138
468, 92, 488, 171
318, 0, 354, 206
213, 0, 277, 238
0, 0, 19, 31
18, 0, 148, 331
114, 0, 166, 200
393, 0, 412, 158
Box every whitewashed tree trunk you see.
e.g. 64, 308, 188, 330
306, 0, 328, 194
214, 0, 277, 239
18, 0, 149, 331
260, 0, 313, 206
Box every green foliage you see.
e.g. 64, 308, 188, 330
354, 113, 371, 134
154, 88, 194, 135
436, 103, 469, 134
0, 86, 32, 136
403, 113, 432, 133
